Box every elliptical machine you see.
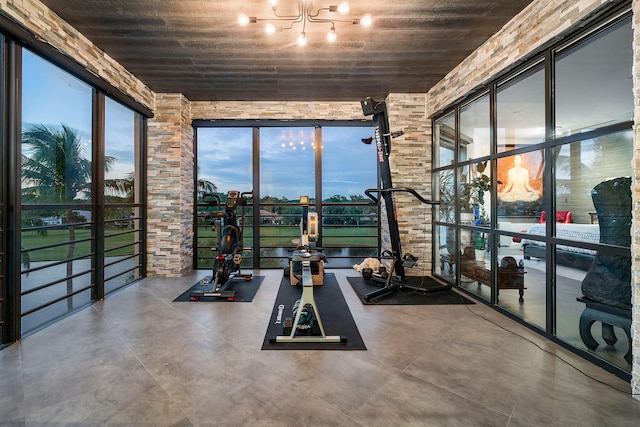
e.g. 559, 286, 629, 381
191, 190, 253, 301
359, 97, 451, 301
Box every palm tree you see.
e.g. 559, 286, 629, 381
104, 171, 135, 202
22, 123, 113, 309
197, 178, 218, 200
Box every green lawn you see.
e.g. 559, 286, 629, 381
22, 225, 376, 263
22, 228, 138, 262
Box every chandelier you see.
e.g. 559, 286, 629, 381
238, 1, 372, 46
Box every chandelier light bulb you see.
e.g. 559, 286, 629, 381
327, 27, 336, 42
298, 32, 307, 46
238, 14, 250, 26
240, 1, 370, 45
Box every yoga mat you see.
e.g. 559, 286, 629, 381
347, 275, 474, 305
262, 273, 366, 350
173, 275, 264, 302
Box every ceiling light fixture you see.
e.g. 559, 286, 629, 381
238, 1, 372, 46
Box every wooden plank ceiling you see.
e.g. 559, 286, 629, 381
40, 0, 533, 102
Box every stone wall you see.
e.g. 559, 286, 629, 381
190, 101, 362, 120
147, 94, 193, 277
386, 94, 434, 274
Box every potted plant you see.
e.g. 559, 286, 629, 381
461, 161, 491, 225
474, 233, 487, 262
438, 169, 456, 223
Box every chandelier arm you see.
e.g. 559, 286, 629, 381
278, 15, 305, 31
272, 11, 303, 19
307, 16, 356, 24
307, 7, 330, 19
255, 16, 303, 23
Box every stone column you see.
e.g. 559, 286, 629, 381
386, 94, 434, 274
147, 94, 194, 277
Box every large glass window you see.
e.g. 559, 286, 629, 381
555, 16, 633, 137
496, 63, 545, 152
459, 93, 490, 161
259, 127, 317, 267
195, 127, 253, 269
434, 112, 455, 167
552, 130, 632, 369
260, 127, 316, 199
433, 9, 633, 376
321, 127, 377, 267
104, 97, 143, 295
21, 50, 94, 334
195, 124, 377, 269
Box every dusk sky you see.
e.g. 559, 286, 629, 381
22, 48, 379, 201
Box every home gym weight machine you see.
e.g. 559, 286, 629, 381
272, 196, 345, 344
190, 190, 253, 301
360, 97, 451, 301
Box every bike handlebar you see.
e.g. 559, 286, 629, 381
364, 187, 439, 205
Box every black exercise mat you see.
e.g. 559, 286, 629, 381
347, 276, 475, 305
261, 273, 366, 350
173, 275, 264, 302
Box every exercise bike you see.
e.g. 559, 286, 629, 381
191, 190, 253, 301
272, 196, 345, 344
359, 97, 451, 301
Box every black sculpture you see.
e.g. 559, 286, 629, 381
580, 177, 631, 310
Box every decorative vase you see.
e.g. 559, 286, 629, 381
475, 249, 486, 262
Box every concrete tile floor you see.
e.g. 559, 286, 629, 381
1, 268, 639, 426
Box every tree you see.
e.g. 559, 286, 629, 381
22, 123, 113, 309
197, 179, 218, 200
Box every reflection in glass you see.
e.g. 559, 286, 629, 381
104, 98, 142, 295
21, 211, 94, 333
22, 50, 92, 205
460, 93, 490, 161
497, 151, 544, 218
498, 154, 541, 202
322, 127, 376, 200
574, 176, 631, 370
458, 228, 490, 302
555, 17, 632, 137
461, 161, 491, 226
261, 127, 315, 200
435, 113, 455, 167
196, 128, 253, 269
553, 130, 632, 224
322, 127, 379, 266
198, 128, 253, 198
105, 97, 137, 203
20, 50, 94, 334
437, 169, 455, 223
496, 64, 545, 152
436, 225, 457, 282
497, 239, 545, 329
